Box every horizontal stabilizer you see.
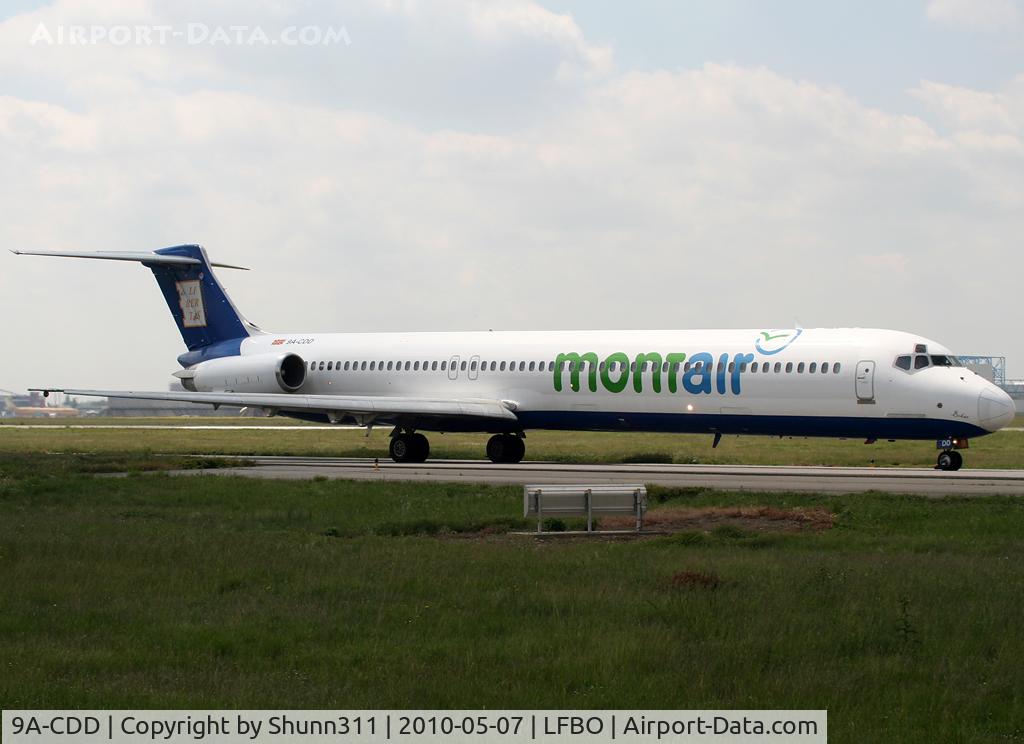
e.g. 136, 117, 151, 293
10, 249, 249, 270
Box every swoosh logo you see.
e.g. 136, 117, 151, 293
755, 328, 803, 355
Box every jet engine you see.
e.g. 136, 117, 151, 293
179, 353, 307, 393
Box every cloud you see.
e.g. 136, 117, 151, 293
1, 2, 1023, 390
925, 0, 1022, 29
0, 0, 612, 130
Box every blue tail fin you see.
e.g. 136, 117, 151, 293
149, 245, 259, 364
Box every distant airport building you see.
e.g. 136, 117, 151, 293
1, 390, 81, 418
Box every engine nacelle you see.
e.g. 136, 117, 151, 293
181, 352, 307, 393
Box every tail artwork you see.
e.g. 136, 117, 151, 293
147, 245, 261, 363
10, 244, 260, 365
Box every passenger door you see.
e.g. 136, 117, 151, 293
855, 360, 875, 402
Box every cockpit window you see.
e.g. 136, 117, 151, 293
895, 355, 911, 371
930, 355, 961, 367
914, 355, 930, 370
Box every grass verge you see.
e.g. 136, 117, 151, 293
0, 454, 1022, 743
1, 420, 1022, 468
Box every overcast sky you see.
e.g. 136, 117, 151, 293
2, 0, 1022, 392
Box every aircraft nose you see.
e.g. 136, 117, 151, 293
978, 386, 1015, 432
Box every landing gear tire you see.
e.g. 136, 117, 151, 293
937, 450, 963, 471
390, 433, 430, 463
486, 434, 525, 464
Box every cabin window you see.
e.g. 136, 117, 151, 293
360, 361, 366, 371
548, 361, 555, 372
319, 361, 325, 371
441, 361, 447, 371
528, 361, 535, 372
750, 362, 758, 373
833, 363, 841, 374
809, 362, 816, 374
370, 361, 377, 371
785, 362, 793, 373
470, 360, 477, 371
914, 355, 930, 370
310, 361, 316, 370
490, 361, 497, 371
895, 355, 911, 371
431, 361, 438, 371
326, 362, 333, 371
499, 361, 506, 371
728, 362, 735, 373
821, 362, 829, 373
411, 361, 418, 371
516, 361, 523, 371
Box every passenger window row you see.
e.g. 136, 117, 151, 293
308, 359, 555, 373
307, 358, 842, 375
569, 361, 841, 375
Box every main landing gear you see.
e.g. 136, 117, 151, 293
389, 432, 430, 463
388, 430, 527, 464
486, 434, 526, 464
936, 450, 963, 471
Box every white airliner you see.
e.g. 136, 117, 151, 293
14, 245, 1016, 470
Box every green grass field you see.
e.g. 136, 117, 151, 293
1, 445, 1023, 743
2, 417, 1023, 468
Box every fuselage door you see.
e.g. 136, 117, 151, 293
468, 355, 481, 381
448, 355, 460, 381
855, 360, 876, 402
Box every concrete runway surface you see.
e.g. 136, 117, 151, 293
179, 456, 1024, 496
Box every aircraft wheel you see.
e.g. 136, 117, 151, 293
949, 450, 963, 471
409, 433, 430, 463
937, 451, 955, 471
391, 433, 430, 463
487, 434, 525, 464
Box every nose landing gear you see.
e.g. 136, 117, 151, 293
936, 450, 963, 471
935, 437, 967, 471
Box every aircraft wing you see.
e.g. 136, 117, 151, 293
30, 388, 519, 424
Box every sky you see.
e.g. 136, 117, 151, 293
1, 0, 1022, 392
